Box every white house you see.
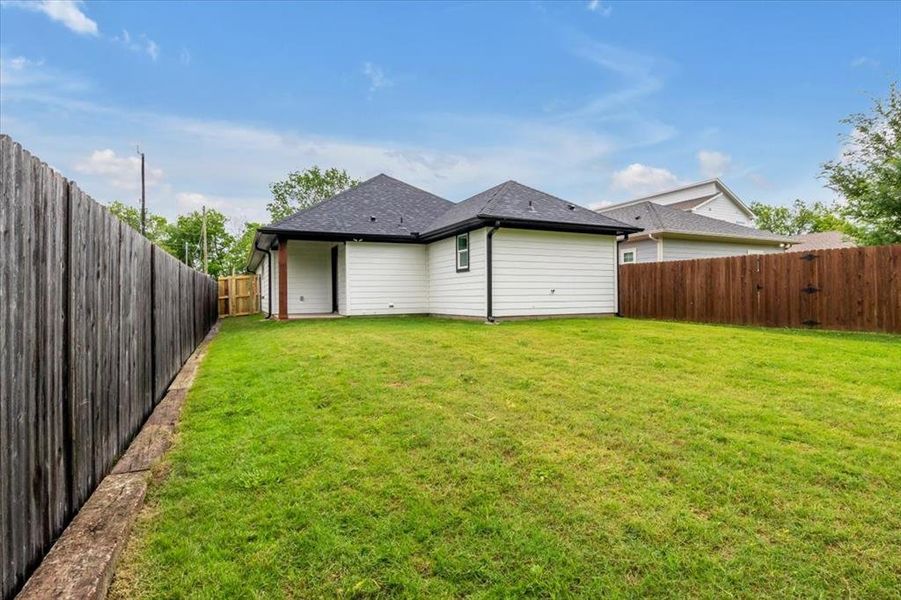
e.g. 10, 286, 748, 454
598, 179, 797, 264
248, 175, 640, 320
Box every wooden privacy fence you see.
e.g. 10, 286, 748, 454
0, 134, 218, 599
618, 245, 900, 333
218, 274, 260, 317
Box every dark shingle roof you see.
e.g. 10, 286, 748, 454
422, 180, 636, 235
263, 174, 454, 237
263, 176, 639, 239
600, 201, 797, 243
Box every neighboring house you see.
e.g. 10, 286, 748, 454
248, 175, 639, 320
600, 201, 797, 264
786, 231, 857, 253
602, 178, 756, 226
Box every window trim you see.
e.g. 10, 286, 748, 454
621, 249, 636, 264
455, 232, 470, 272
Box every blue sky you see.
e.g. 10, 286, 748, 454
1, 1, 898, 225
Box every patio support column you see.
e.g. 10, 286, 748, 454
278, 236, 288, 320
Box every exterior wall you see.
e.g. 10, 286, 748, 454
337, 243, 347, 315
284, 240, 333, 314
618, 238, 659, 264
255, 257, 272, 316
271, 244, 280, 313
492, 229, 617, 317
691, 194, 752, 225
643, 181, 719, 206
345, 242, 428, 315
661, 237, 785, 261
427, 228, 487, 317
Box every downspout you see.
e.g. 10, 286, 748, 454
486, 222, 501, 322
648, 233, 662, 261
254, 239, 273, 318
615, 232, 629, 317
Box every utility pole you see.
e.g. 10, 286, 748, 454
137, 146, 146, 236
184, 241, 189, 265
201, 205, 208, 274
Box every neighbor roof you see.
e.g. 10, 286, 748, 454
786, 231, 857, 252
599, 178, 755, 218
600, 201, 797, 244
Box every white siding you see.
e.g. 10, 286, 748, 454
427, 228, 487, 317
337, 243, 347, 315
618, 238, 659, 264
661, 237, 785, 261
492, 229, 617, 317
284, 240, 333, 314
256, 257, 272, 316
643, 181, 719, 206
345, 242, 428, 315
691, 194, 752, 225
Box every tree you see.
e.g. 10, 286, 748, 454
821, 84, 901, 245
108, 200, 170, 246
750, 199, 856, 236
162, 209, 235, 278
267, 166, 359, 222
224, 221, 261, 275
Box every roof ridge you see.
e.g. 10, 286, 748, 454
479, 180, 514, 215
375, 173, 453, 205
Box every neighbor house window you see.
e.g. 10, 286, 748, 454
622, 250, 636, 264
456, 232, 470, 272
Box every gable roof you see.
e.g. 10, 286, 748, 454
599, 178, 755, 218
422, 180, 635, 236
262, 174, 454, 237
600, 201, 796, 244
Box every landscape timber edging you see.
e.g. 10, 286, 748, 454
15, 322, 220, 600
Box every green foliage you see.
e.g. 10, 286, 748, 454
267, 166, 359, 222
161, 209, 235, 278
225, 221, 261, 275
821, 84, 901, 245
112, 317, 900, 598
107, 200, 170, 246
750, 199, 856, 236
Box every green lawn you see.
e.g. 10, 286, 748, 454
112, 316, 901, 598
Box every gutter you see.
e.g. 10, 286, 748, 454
254, 238, 273, 318
486, 221, 501, 323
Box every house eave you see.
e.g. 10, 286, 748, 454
627, 230, 796, 245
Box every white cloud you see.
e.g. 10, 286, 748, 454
850, 56, 879, 69
610, 163, 681, 195
362, 62, 392, 94
179, 47, 192, 66
113, 29, 160, 61
74, 149, 164, 191
697, 150, 731, 178
586, 0, 612, 16
1, 0, 98, 35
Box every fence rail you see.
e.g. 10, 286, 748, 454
0, 134, 218, 599
618, 245, 900, 333
217, 274, 260, 317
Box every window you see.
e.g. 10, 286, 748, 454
622, 250, 636, 264
456, 232, 470, 272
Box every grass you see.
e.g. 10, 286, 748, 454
111, 316, 901, 598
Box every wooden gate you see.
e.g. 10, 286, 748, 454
218, 274, 260, 317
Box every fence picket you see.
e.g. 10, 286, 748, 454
0, 134, 218, 599
618, 246, 900, 333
